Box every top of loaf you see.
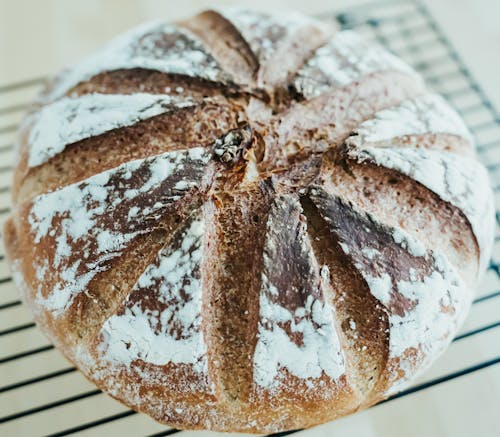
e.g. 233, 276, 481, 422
6, 8, 495, 433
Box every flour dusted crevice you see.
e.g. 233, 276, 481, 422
347, 94, 473, 145
26, 93, 196, 168
318, 154, 480, 285
291, 30, 421, 99
44, 22, 235, 102
299, 195, 388, 399
308, 188, 472, 398
345, 94, 474, 155
98, 217, 210, 372
16, 98, 245, 203
218, 8, 332, 92
25, 147, 213, 317
253, 194, 346, 396
348, 146, 494, 273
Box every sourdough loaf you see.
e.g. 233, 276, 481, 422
4, 9, 495, 433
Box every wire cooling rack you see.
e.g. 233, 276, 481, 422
0, 0, 499, 436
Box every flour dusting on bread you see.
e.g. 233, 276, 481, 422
27, 93, 195, 167
28, 147, 210, 315
99, 219, 209, 373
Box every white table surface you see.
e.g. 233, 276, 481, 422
0, 1, 499, 436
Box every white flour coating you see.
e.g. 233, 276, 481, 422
219, 8, 323, 63
253, 206, 345, 389
351, 231, 471, 395
352, 146, 495, 272
293, 30, 420, 98
387, 353, 418, 396
254, 285, 345, 389
28, 147, 209, 316
338, 242, 350, 254
99, 219, 210, 375
27, 93, 194, 167
46, 22, 230, 101
392, 228, 427, 258
348, 94, 473, 146
363, 272, 392, 305
361, 247, 380, 260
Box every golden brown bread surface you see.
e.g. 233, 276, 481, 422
3, 9, 496, 433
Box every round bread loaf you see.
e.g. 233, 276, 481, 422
4, 9, 495, 433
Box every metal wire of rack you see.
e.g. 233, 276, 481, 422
0, 0, 499, 435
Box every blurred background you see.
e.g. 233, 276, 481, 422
0, 1, 499, 436
1, 0, 500, 108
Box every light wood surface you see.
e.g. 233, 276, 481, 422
0, 1, 499, 436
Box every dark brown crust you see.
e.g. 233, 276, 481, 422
180, 10, 259, 86
68, 69, 240, 99
203, 182, 273, 404
309, 189, 435, 309
300, 195, 389, 400
250, 194, 358, 409
319, 150, 479, 283
306, 188, 440, 401
263, 195, 324, 309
